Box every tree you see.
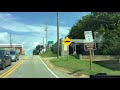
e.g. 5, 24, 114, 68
32, 45, 44, 55
67, 12, 120, 55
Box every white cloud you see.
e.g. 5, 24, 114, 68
11, 34, 37, 54
33, 42, 40, 48
0, 21, 44, 33
47, 26, 70, 42
0, 13, 45, 33
0, 13, 71, 54
0, 13, 16, 21
60, 21, 65, 24
0, 32, 9, 42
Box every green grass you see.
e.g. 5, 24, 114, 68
40, 49, 57, 57
50, 55, 120, 75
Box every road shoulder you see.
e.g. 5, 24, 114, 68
39, 56, 89, 78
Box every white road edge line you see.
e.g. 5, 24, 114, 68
38, 56, 59, 78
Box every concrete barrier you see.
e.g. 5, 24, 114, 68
80, 55, 120, 61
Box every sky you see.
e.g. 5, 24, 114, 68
0, 12, 90, 55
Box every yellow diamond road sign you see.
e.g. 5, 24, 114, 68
63, 37, 72, 46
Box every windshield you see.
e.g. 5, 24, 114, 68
10, 51, 16, 55
1, 12, 120, 78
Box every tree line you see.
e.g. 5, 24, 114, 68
33, 45, 44, 55
67, 12, 120, 55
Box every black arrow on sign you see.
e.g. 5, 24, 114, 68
65, 41, 70, 42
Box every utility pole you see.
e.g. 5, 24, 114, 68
13, 41, 16, 50
10, 32, 12, 50
43, 38, 44, 48
90, 50, 92, 70
45, 24, 48, 51
43, 38, 44, 52
57, 12, 59, 58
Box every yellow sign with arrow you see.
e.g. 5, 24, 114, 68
63, 37, 72, 46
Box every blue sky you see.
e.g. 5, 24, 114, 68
0, 12, 90, 54
8, 12, 90, 26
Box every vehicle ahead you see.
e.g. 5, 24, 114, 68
10, 50, 19, 62
33, 49, 40, 55
0, 50, 12, 70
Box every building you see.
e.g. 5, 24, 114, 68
0, 44, 24, 55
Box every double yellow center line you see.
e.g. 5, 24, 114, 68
0, 56, 29, 78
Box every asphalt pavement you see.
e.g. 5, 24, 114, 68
0, 55, 75, 78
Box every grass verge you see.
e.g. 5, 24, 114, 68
50, 55, 120, 75
40, 49, 57, 57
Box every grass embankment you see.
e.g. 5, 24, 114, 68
50, 55, 120, 75
40, 49, 57, 57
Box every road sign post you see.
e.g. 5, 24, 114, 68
63, 37, 72, 60
84, 42, 96, 70
84, 31, 94, 70
90, 50, 92, 70
67, 46, 69, 61
92, 50, 94, 56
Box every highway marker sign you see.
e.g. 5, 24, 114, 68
84, 31, 94, 70
48, 41, 54, 44
63, 37, 72, 61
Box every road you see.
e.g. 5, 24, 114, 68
0, 55, 74, 78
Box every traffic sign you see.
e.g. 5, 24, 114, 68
84, 31, 93, 42
84, 42, 96, 51
84, 42, 96, 70
63, 37, 72, 46
48, 41, 54, 44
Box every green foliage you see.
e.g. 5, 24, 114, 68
33, 45, 44, 55
68, 12, 120, 55
36, 45, 43, 50
40, 48, 57, 57
50, 55, 120, 75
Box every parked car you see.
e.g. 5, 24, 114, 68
0, 50, 12, 70
10, 50, 19, 62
